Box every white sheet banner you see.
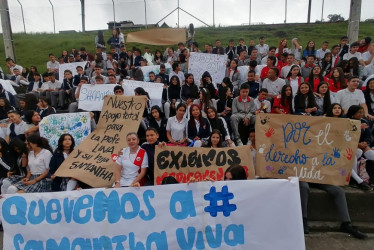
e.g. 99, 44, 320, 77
78, 84, 115, 111
188, 52, 228, 84
140, 63, 172, 82
0, 179, 304, 250
0, 79, 16, 95
122, 79, 164, 108
237, 66, 249, 84
39, 112, 91, 150
59, 61, 87, 81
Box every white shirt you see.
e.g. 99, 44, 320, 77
281, 65, 292, 78
48, 80, 61, 90
28, 149, 52, 175
166, 116, 188, 141
343, 52, 362, 61
335, 88, 365, 110
255, 44, 269, 56
47, 61, 59, 72
254, 98, 271, 113
6, 121, 26, 137
169, 70, 185, 83
116, 147, 148, 186
362, 51, 374, 64
262, 78, 286, 96
316, 48, 331, 60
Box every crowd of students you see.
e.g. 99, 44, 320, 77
0, 32, 373, 238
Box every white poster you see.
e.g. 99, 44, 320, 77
58, 61, 87, 82
0, 79, 17, 95
78, 84, 115, 111
188, 52, 228, 84
140, 63, 172, 82
122, 79, 164, 108
0, 179, 305, 250
238, 66, 249, 84
39, 112, 91, 150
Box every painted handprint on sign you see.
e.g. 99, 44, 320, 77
344, 148, 353, 160
344, 130, 351, 142
258, 144, 266, 154
332, 148, 340, 158
265, 127, 275, 138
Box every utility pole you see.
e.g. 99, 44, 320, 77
144, 0, 147, 28
348, 0, 361, 43
16, 0, 26, 33
111, 0, 116, 30
249, 0, 251, 25
48, 0, 56, 33
0, 0, 16, 61
81, 0, 85, 32
321, 0, 324, 22
177, 0, 179, 28
284, 0, 287, 23
307, 0, 312, 23
213, 0, 215, 27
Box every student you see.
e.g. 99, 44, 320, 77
246, 70, 260, 98
224, 165, 247, 180
141, 128, 163, 185
328, 67, 347, 93
236, 38, 248, 56
193, 88, 215, 118
255, 36, 269, 59
207, 107, 233, 147
26, 73, 43, 95
314, 82, 333, 116
247, 128, 256, 166
291, 38, 302, 61
305, 65, 328, 92
0, 97, 14, 120
260, 56, 277, 81
280, 54, 295, 78
24, 110, 41, 137
52, 69, 75, 110
186, 104, 211, 147
156, 64, 169, 85
285, 65, 304, 96
148, 106, 168, 143
254, 88, 271, 113
302, 40, 317, 61
230, 83, 256, 146
262, 68, 286, 99
272, 85, 293, 114
294, 82, 318, 115
49, 134, 75, 191
225, 59, 241, 95
225, 39, 237, 61
343, 42, 365, 66
316, 41, 330, 61
301, 55, 316, 79
36, 96, 56, 119
181, 73, 199, 103
169, 62, 185, 84
206, 129, 224, 148
114, 132, 148, 187
5, 110, 26, 143
163, 76, 181, 119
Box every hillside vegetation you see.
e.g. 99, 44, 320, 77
0, 21, 372, 73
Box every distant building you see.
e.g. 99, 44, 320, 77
107, 21, 159, 30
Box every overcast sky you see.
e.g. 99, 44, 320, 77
2, 0, 374, 33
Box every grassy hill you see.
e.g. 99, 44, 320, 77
0, 21, 372, 74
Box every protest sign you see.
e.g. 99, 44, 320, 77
39, 112, 91, 150
56, 95, 146, 187
140, 63, 171, 82
58, 61, 87, 82
78, 84, 115, 111
0, 179, 305, 250
0, 79, 16, 95
126, 28, 186, 45
122, 79, 164, 108
188, 52, 227, 84
255, 114, 361, 185
154, 145, 255, 185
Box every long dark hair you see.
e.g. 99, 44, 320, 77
347, 57, 360, 76
281, 85, 293, 112
297, 82, 317, 109
316, 82, 331, 114
149, 105, 165, 121
306, 40, 316, 52
0, 97, 12, 111
26, 134, 53, 153
24, 110, 37, 124
24, 93, 38, 111
346, 105, 364, 120
0, 138, 9, 156
188, 104, 204, 131
326, 103, 344, 118
308, 65, 324, 85
224, 165, 247, 180
57, 133, 75, 154
199, 88, 211, 115
286, 65, 301, 78
331, 67, 346, 89
134, 87, 151, 100
207, 129, 223, 148
207, 107, 224, 133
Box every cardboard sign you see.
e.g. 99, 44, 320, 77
154, 145, 255, 185
56, 95, 146, 187
140, 63, 171, 82
188, 52, 227, 84
122, 79, 164, 108
255, 114, 361, 185
0, 179, 305, 250
58, 61, 87, 82
39, 112, 91, 150
78, 84, 115, 111
126, 28, 187, 45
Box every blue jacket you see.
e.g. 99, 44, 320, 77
141, 141, 160, 185
27, 81, 43, 93
187, 117, 211, 144
61, 78, 74, 90
49, 150, 66, 191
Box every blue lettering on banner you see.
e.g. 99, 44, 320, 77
282, 122, 311, 148
176, 224, 244, 250
2, 190, 156, 225
169, 191, 196, 220
265, 144, 309, 165
204, 186, 237, 217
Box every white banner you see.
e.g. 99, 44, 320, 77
122, 79, 164, 108
59, 62, 87, 81
237, 66, 249, 84
0, 179, 304, 250
0, 79, 16, 95
140, 63, 172, 82
39, 112, 91, 150
188, 52, 228, 84
78, 84, 115, 111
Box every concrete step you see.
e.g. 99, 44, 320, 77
305, 232, 374, 250
308, 186, 374, 223
308, 221, 374, 233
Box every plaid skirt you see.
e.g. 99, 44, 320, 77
7, 175, 24, 185
13, 174, 52, 193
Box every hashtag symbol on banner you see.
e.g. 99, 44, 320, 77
204, 186, 237, 217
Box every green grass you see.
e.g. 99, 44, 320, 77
0, 21, 372, 74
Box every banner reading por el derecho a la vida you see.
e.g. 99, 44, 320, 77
0, 179, 305, 250
55, 95, 146, 188
255, 113, 361, 185
154, 145, 255, 185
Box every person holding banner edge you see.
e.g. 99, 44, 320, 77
114, 132, 148, 187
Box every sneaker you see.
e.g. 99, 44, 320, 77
358, 182, 373, 192
303, 218, 309, 234
236, 139, 243, 146
340, 222, 368, 239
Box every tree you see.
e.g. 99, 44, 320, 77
327, 14, 345, 22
